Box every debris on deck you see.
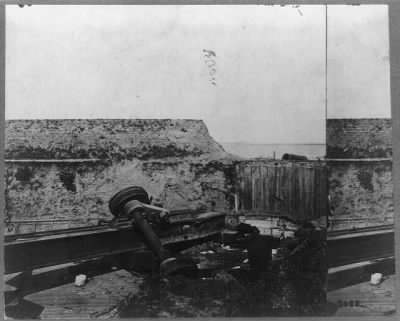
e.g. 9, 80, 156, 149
121, 226, 327, 318
5, 220, 327, 318
4, 184, 327, 318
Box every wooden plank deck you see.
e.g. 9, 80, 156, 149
4, 262, 144, 319
327, 274, 396, 316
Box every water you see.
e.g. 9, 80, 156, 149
220, 143, 326, 160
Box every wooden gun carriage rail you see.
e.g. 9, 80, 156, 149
327, 224, 394, 268
327, 224, 394, 291
4, 210, 225, 275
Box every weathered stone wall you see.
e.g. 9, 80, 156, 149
326, 118, 392, 159
5, 119, 237, 234
327, 161, 393, 231
326, 119, 393, 231
5, 119, 227, 160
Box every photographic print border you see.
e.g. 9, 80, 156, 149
0, 1, 399, 320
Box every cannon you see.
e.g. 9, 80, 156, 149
4, 186, 226, 307
282, 153, 308, 161
108, 186, 197, 276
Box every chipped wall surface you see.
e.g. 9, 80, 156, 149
326, 118, 393, 231
5, 119, 237, 234
326, 118, 392, 159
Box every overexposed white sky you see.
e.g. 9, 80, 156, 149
327, 5, 391, 119
5, 5, 391, 144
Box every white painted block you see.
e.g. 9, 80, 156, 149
75, 274, 87, 287
370, 273, 383, 285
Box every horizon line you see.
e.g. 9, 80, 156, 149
219, 141, 326, 145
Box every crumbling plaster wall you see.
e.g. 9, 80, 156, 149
326, 119, 393, 231
5, 119, 238, 234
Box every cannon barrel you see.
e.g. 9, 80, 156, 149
282, 153, 308, 161
109, 186, 196, 276
124, 200, 168, 261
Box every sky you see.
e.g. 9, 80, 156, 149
327, 5, 390, 119
5, 5, 391, 144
